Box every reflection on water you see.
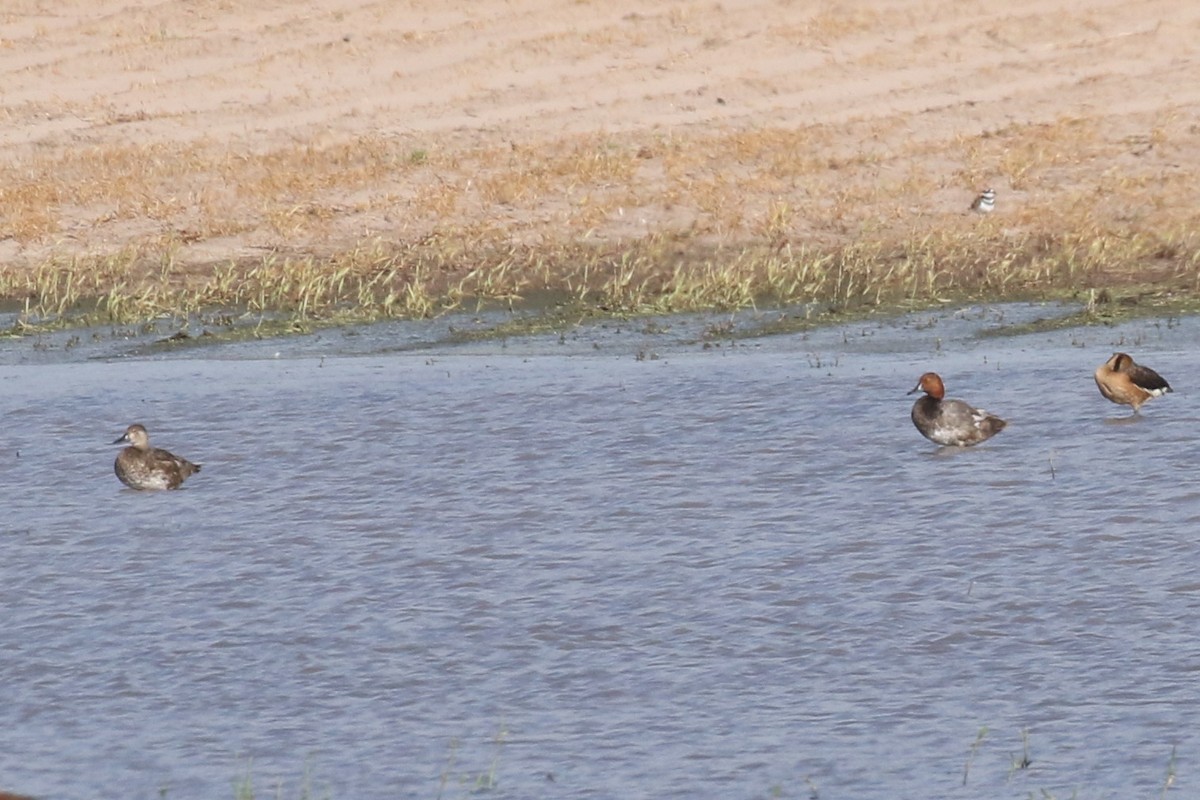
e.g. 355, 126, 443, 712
1, 304, 1197, 799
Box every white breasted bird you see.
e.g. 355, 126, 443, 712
970, 188, 996, 214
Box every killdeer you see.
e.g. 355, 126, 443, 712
970, 188, 996, 214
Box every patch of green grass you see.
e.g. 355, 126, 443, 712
221, 758, 329, 800
1, 223, 1198, 338
437, 724, 508, 799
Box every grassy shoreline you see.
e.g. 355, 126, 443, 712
5, 112, 1199, 340
2, 222, 1197, 338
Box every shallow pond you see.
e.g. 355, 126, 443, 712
1, 303, 1197, 799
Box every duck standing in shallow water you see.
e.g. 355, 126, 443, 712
1094, 352, 1172, 413
908, 372, 1007, 447
113, 424, 201, 490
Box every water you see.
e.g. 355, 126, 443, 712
1, 304, 1197, 799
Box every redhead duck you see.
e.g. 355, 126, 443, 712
113, 424, 201, 490
1094, 352, 1172, 413
908, 372, 1006, 447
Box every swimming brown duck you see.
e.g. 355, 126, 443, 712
1094, 353, 1172, 413
113, 424, 201, 490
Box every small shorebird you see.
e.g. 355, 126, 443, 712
1094, 353, 1172, 413
970, 188, 996, 214
908, 372, 1006, 447
113, 424, 201, 490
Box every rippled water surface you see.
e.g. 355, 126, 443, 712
2, 304, 1198, 799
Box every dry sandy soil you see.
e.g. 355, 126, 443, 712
1, 0, 1198, 276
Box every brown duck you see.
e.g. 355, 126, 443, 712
113, 424, 201, 490
1094, 353, 1172, 413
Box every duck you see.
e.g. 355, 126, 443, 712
112, 423, 201, 490
908, 372, 1006, 447
1094, 352, 1172, 413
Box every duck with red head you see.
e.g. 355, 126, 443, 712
908, 372, 1006, 447
1094, 352, 1172, 413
